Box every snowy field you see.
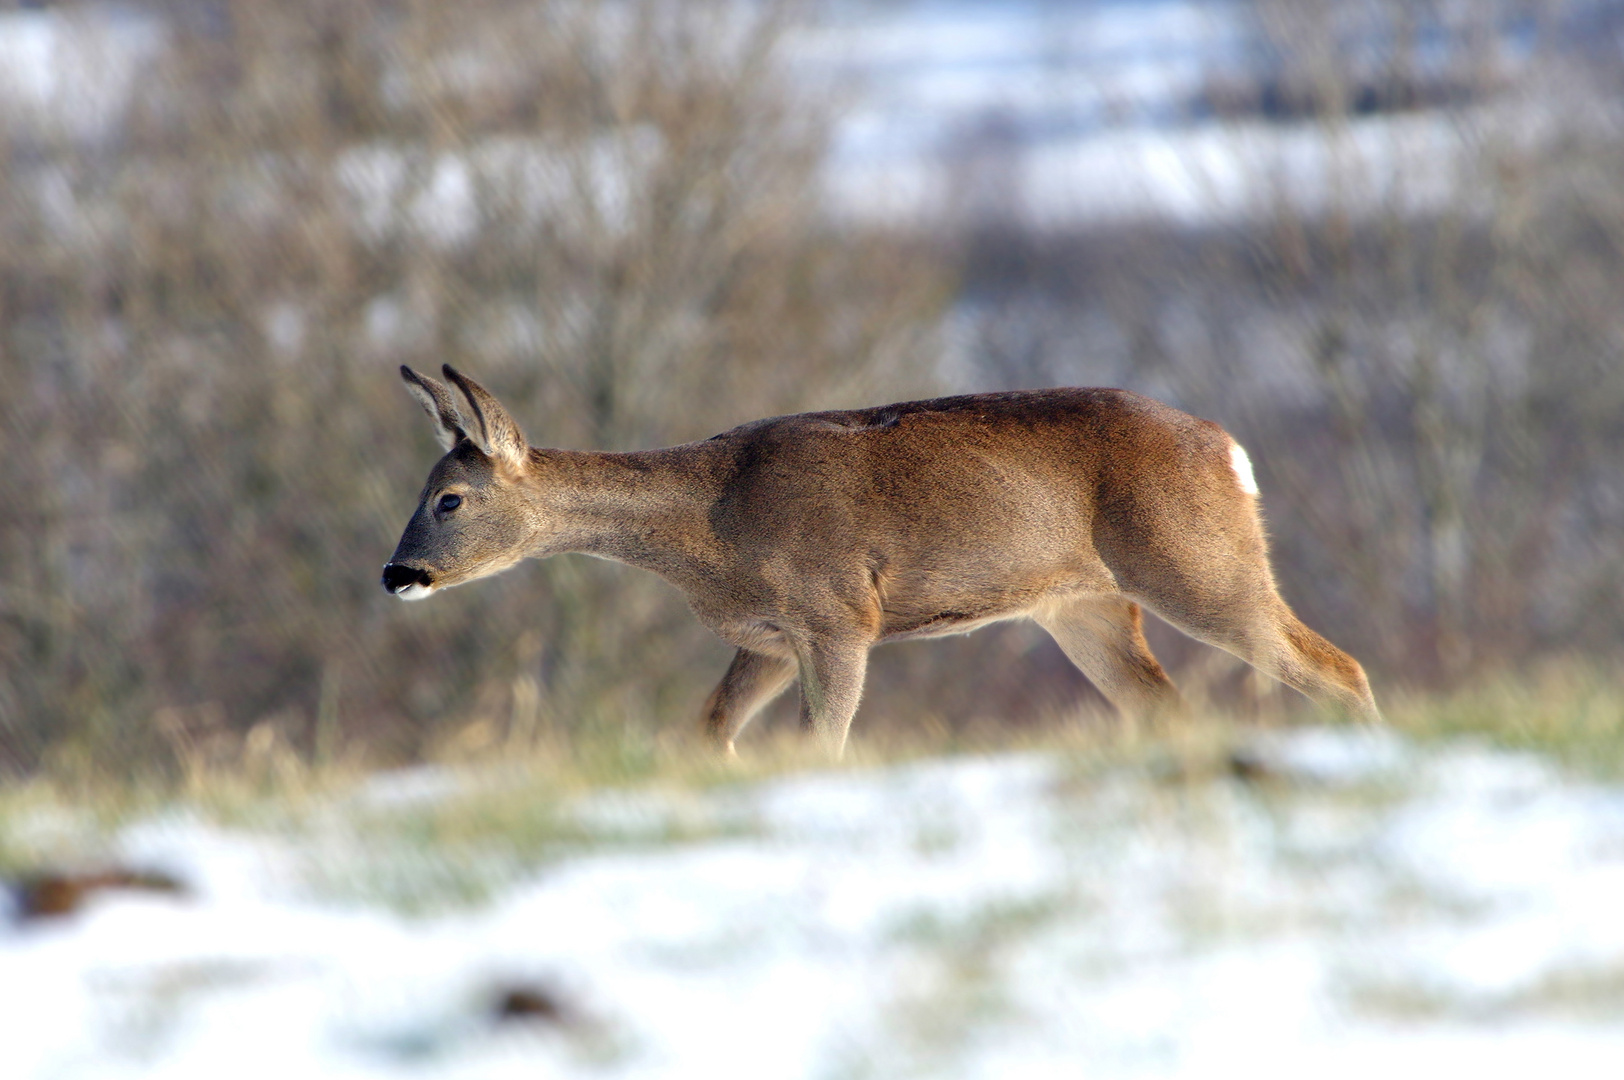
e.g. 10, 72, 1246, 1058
3, 0, 1590, 233
800, 0, 1563, 226
6, 728, 1624, 1079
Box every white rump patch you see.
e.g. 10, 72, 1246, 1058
393, 582, 434, 601
1229, 441, 1260, 496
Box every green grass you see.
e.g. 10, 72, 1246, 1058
881, 895, 1072, 1064
1344, 959, 1624, 1024
5, 664, 1623, 1031
2, 662, 1619, 909
1382, 662, 1624, 776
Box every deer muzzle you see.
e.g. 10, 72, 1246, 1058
381, 563, 435, 600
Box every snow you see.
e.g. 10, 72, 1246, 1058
0, 6, 164, 140
816, 33, 1517, 225
6, 729, 1624, 1078
3, 0, 1574, 232
800, 1, 1589, 227
334, 131, 662, 250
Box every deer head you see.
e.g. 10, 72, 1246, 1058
381, 365, 536, 600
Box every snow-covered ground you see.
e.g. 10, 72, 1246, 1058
5, 1, 1588, 232
6, 728, 1624, 1079
0, 4, 164, 141
801, 0, 1556, 226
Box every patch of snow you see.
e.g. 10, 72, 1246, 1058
8, 734, 1624, 1076
333, 130, 662, 252
351, 766, 472, 811
1239, 724, 1409, 785
825, 103, 1504, 227
0, 7, 164, 140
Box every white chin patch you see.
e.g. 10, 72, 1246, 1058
1229, 442, 1260, 496
393, 582, 434, 602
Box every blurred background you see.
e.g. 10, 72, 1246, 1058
3, 0, 1622, 777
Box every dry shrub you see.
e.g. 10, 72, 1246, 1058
0, 0, 949, 774
949, 0, 1624, 692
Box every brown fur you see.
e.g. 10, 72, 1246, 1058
385, 366, 1381, 757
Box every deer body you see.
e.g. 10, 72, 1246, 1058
385, 366, 1380, 757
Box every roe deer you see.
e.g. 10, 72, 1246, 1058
383, 365, 1380, 757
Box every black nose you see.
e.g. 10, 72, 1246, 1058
381, 563, 433, 593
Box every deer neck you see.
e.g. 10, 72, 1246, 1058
525, 448, 719, 585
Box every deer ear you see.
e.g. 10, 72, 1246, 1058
400, 365, 465, 452
442, 364, 528, 469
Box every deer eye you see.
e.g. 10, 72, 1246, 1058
436, 493, 462, 514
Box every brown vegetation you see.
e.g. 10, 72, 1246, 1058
0, 0, 947, 774
949, 0, 1624, 694
11, 867, 186, 921
2, 0, 1618, 777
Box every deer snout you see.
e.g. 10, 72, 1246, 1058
381, 563, 435, 600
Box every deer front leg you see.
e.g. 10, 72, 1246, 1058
701, 648, 797, 758
794, 635, 871, 760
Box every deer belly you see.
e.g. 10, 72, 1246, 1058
880, 604, 1032, 642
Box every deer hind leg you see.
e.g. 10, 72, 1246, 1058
1140, 587, 1381, 724
702, 648, 797, 757
1224, 601, 1381, 723
1034, 596, 1185, 724
1093, 450, 1381, 723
